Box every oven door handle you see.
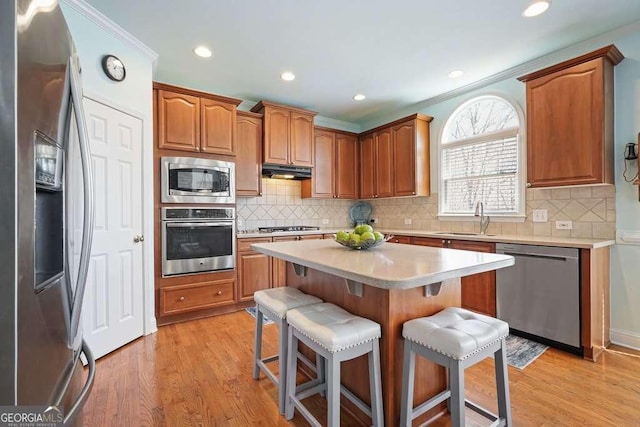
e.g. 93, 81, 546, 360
165, 221, 234, 228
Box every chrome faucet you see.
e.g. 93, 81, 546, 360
474, 201, 491, 235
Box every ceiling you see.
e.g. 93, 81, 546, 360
84, 0, 640, 125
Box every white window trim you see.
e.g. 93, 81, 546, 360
437, 92, 527, 220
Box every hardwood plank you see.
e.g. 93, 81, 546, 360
82, 310, 640, 426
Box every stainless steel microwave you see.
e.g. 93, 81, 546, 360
161, 156, 235, 204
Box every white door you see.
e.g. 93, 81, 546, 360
79, 98, 145, 359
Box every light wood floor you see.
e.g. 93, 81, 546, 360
82, 310, 640, 426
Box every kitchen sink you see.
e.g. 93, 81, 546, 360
432, 231, 497, 236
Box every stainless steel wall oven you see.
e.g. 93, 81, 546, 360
161, 156, 235, 204
162, 207, 236, 277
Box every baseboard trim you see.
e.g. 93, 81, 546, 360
610, 328, 640, 351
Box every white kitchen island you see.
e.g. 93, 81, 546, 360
251, 239, 514, 426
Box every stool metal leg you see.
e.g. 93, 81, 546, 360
449, 359, 465, 427
400, 341, 416, 427
368, 339, 384, 426
327, 355, 341, 427
253, 305, 263, 380
277, 317, 288, 414
495, 338, 512, 426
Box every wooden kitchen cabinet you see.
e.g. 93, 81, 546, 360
155, 82, 241, 156
237, 237, 272, 302
388, 235, 412, 244
359, 130, 393, 198
411, 236, 496, 316
449, 240, 496, 317
159, 279, 236, 316
359, 113, 432, 199
301, 127, 358, 199
236, 111, 263, 196
251, 100, 317, 167
271, 234, 323, 287
517, 45, 623, 187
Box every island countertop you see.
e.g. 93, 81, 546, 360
251, 239, 514, 290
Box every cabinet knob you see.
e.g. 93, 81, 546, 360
526, 182, 532, 188
447, 240, 451, 245
133, 235, 144, 243
412, 192, 416, 195
179, 296, 185, 301
442, 239, 446, 244
216, 291, 222, 295
195, 147, 200, 152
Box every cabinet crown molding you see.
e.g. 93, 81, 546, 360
251, 100, 318, 116
517, 44, 624, 82
153, 81, 242, 106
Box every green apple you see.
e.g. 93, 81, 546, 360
354, 224, 373, 235
360, 231, 375, 243
348, 233, 361, 246
336, 230, 349, 243
373, 231, 384, 242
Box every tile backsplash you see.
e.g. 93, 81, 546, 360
236, 179, 352, 231
237, 180, 615, 240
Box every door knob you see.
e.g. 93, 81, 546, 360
133, 235, 144, 243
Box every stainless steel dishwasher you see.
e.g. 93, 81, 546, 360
496, 243, 581, 353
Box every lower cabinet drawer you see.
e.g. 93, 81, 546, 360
160, 280, 235, 315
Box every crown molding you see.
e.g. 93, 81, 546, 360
314, 116, 361, 133
61, 0, 158, 62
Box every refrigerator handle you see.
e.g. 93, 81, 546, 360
68, 57, 95, 349
63, 341, 96, 425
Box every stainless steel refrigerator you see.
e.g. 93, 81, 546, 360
0, 0, 95, 424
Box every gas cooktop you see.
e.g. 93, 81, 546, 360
258, 226, 321, 233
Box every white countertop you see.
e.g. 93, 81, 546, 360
238, 228, 614, 249
251, 239, 514, 290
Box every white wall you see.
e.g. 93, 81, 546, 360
60, 0, 158, 334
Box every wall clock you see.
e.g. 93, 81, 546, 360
101, 54, 126, 82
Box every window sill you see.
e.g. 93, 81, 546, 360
437, 214, 526, 223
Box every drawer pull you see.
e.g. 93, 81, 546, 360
216, 291, 222, 295
179, 296, 185, 301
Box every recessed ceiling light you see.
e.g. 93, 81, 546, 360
448, 70, 464, 79
281, 72, 296, 81
353, 94, 366, 101
193, 46, 212, 58
522, 1, 550, 17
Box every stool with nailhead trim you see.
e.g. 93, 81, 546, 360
285, 302, 384, 426
253, 287, 323, 414
400, 307, 512, 427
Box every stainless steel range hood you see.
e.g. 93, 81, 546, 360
262, 163, 312, 180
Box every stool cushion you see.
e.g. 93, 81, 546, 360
254, 287, 322, 319
287, 303, 381, 353
403, 307, 509, 360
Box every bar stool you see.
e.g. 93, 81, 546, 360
285, 302, 384, 427
253, 287, 323, 414
400, 307, 511, 427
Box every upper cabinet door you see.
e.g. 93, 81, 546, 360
306, 130, 335, 198
393, 121, 416, 196
518, 45, 623, 188
201, 98, 236, 156
157, 90, 200, 152
359, 134, 376, 199
290, 112, 314, 167
236, 113, 263, 196
335, 133, 358, 199
375, 129, 394, 198
263, 106, 290, 165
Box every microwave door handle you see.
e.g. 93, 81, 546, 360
165, 221, 233, 228
68, 57, 95, 349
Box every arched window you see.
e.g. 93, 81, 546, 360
439, 95, 524, 216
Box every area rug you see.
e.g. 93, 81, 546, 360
504, 334, 548, 369
245, 306, 274, 325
